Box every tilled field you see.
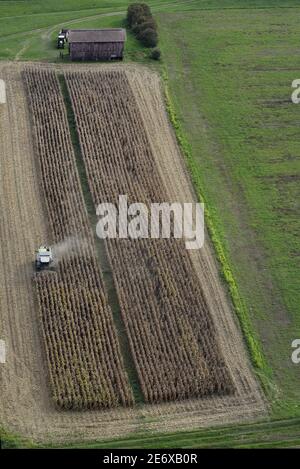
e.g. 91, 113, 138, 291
0, 62, 266, 443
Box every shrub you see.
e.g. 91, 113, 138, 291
127, 3, 159, 50
131, 16, 148, 34
132, 18, 157, 39
139, 28, 158, 47
150, 48, 161, 60
134, 18, 157, 37
127, 3, 151, 27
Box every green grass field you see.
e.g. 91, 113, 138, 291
2, 418, 300, 448
1, 0, 299, 61
0, 0, 299, 448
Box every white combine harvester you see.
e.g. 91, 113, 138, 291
35, 245, 53, 271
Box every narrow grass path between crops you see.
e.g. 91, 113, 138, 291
58, 75, 144, 404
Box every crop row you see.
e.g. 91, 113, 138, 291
66, 70, 235, 403
23, 68, 133, 409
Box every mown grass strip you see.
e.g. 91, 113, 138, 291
48, 417, 300, 448
58, 74, 144, 404
2, 417, 300, 448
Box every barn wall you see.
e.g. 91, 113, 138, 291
70, 42, 124, 60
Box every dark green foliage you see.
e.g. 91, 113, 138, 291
127, 2, 158, 48
131, 16, 147, 34
127, 3, 151, 28
149, 47, 161, 60
138, 27, 158, 47
132, 17, 157, 36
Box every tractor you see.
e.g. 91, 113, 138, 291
57, 34, 65, 49
57, 29, 69, 49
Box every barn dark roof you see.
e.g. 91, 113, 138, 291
68, 29, 126, 43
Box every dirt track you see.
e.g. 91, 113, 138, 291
0, 62, 267, 444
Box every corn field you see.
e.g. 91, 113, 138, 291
65, 70, 235, 403
22, 69, 134, 409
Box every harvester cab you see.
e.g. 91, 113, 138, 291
57, 35, 65, 49
35, 245, 53, 271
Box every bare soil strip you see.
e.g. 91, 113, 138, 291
0, 62, 266, 444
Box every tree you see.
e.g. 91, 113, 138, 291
150, 48, 161, 60
133, 18, 157, 37
139, 28, 158, 48
127, 3, 151, 27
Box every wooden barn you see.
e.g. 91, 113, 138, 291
68, 29, 126, 61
